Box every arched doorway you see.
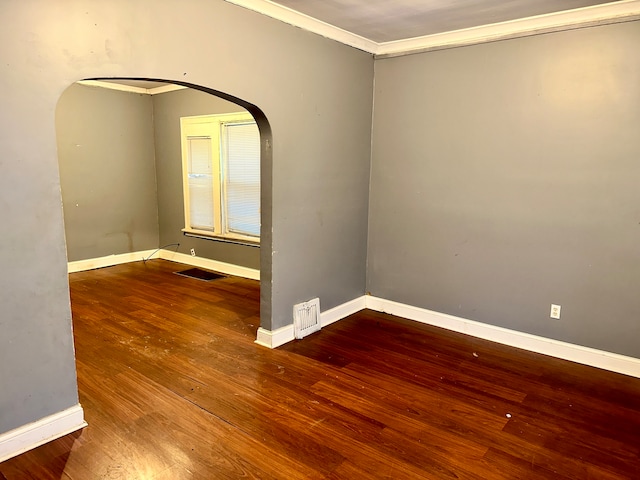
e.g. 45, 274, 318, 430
56, 78, 272, 329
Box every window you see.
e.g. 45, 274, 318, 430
181, 112, 260, 243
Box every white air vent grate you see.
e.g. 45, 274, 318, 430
293, 298, 321, 339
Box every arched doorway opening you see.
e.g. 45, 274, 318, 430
56, 78, 272, 328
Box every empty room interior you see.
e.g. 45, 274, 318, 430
1, 0, 639, 478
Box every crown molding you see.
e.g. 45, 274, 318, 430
224, 0, 640, 57
223, 0, 378, 52
377, 0, 640, 57
77, 80, 187, 95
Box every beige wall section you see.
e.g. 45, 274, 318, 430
57, 83, 160, 262
0, 0, 373, 436
368, 21, 640, 358
152, 88, 260, 269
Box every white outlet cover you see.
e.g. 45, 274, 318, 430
550, 304, 561, 319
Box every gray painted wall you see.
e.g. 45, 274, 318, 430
57, 83, 261, 269
56, 83, 159, 262
152, 88, 260, 269
368, 21, 640, 358
0, 0, 372, 436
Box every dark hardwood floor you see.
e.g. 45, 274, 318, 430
2, 259, 639, 479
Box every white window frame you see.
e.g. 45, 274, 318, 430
180, 112, 260, 244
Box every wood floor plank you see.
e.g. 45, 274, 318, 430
2, 259, 639, 479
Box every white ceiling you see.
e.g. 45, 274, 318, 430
226, 0, 640, 55
269, 0, 614, 42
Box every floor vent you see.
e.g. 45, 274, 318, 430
175, 268, 225, 281
293, 298, 321, 339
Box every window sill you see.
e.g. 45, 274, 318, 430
182, 229, 260, 247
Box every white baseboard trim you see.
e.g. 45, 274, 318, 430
255, 296, 367, 349
255, 325, 295, 348
66, 251, 640, 378
254, 294, 640, 378
67, 250, 156, 273
67, 249, 260, 281
158, 249, 260, 281
320, 296, 367, 328
0, 404, 87, 463
365, 296, 640, 379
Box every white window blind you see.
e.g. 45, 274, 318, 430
181, 112, 260, 243
187, 136, 214, 231
222, 122, 261, 237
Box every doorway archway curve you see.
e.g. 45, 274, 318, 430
84, 76, 273, 330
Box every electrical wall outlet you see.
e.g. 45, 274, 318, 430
550, 304, 561, 319
190, 248, 196, 257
